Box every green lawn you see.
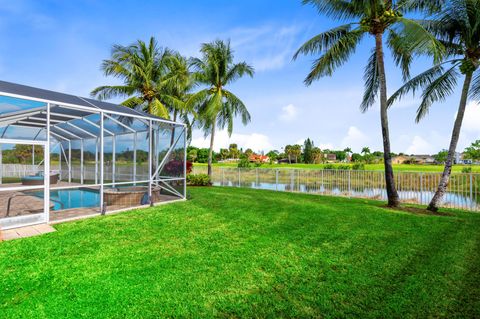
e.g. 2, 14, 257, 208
195, 162, 480, 173
1, 187, 480, 318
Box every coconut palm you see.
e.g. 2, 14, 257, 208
164, 52, 196, 143
388, 0, 480, 211
187, 40, 254, 177
361, 146, 371, 155
91, 37, 183, 119
294, 0, 443, 207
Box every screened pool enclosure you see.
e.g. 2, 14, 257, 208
0, 80, 186, 230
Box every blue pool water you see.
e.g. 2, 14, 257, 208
32, 188, 100, 211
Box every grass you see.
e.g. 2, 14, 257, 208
1, 187, 480, 318
195, 162, 480, 173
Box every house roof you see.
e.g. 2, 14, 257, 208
0, 80, 170, 122
0, 80, 182, 142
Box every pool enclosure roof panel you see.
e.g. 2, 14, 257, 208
0, 80, 169, 122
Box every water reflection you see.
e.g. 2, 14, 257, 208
213, 180, 479, 210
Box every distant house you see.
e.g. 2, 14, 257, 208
392, 154, 435, 164
249, 154, 270, 163
324, 153, 337, 162
455, 152, 471, 164
392, 155, 410, 164
412, 155, 435, 164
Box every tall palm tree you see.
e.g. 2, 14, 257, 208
294, 0, 443, 207
91, 37, 183, 119
187, 40, 254, 177
164, 52, 196, 143
361, 146, 371, 154
389, 0, 480, 211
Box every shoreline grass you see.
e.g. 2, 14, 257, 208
194, 162, 480, 173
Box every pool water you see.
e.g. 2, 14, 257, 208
32, 188, 100, 211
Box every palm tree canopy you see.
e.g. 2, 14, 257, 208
187, 40, 254, 136
91, 37, 185, 119
388, 0, 480, 121
293, 0, 445, 111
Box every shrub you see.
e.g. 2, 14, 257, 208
337, 164, 351, 170
462, 166, 472, 173
352, 163, 365, 170
238, 157, 251, 168
186, 174, 211, 186
323, 164, 335, 170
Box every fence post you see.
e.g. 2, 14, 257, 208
256, 168, 259, 185
275, 169, 279, 191
420, 173, 424, 205
470, 173, 473, 210
348, 170, 351, 196
222, 168, 225, 185
238, 167, 241, 187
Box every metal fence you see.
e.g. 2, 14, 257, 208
192, 166, 480, 212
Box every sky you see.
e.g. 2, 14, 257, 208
0, 0, 479, 155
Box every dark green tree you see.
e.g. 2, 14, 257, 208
303, 138, 314, 164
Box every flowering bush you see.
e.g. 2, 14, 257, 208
164, 160, 193, 176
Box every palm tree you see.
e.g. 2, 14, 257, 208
361, 146, 371, 155
91, 37, 183, 119
389, 0, 480, 211
285, 145, 293, 163
164, 52, 196, 143
187, 40, 254, 177
294, 0, 443, 207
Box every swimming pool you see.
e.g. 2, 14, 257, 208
31, 188, 100, 211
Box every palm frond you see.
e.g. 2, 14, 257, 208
360, 49, 379, 112
416, 64, 461, 121
225, 62, 254, 85
394, 17, 445, 64
90, 85, 136, 100
150, 98, 169, 119
468, 70, 480, 100
396, 0, 445, 15
387, 29, 413, 81
387, 60, 461, 107
303, 29, 364, 85
223, 90, 251, 125
185, 88, 210, 111
302, 0, 361, 20
121, 96, 145, 109
293, 23, 354, 60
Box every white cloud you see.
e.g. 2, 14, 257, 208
279, 104, 298, 122
191, 130, 273, 153
406, 136, 436, 154
461, 101, 480, 134
318, 143, 334, 150
340, 126, 370, 151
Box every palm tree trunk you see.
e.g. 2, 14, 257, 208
207, 120, 216, 177
375, 33, 400, 207
428, 72, 473, 212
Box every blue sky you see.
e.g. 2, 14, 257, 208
0, 0, 479, 154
